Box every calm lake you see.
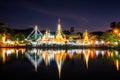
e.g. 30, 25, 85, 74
0, 48, 120, 80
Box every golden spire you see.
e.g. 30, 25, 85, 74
83, 29, 89, 45
42, 29, 49, 41
58, 18, 60, 24
57, 18, 61, 32
53, 19, 66, 43
84, 49, 90, 69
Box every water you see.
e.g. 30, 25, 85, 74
0, 48, 120, 80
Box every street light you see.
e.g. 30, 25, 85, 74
114, 29, 119, 34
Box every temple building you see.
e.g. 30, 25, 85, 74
53, 19, 67, 44
83, 30, 90, 45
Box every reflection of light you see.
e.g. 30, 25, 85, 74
69, 49, 75, 54
55, 52, 66, 78
25, 50, 43, 72
95, 50, 99, 56
90, 51, 94, 58
33, 49, 37, 53
111, 52, 114, 57
107, 51, 110, 57
101, 50, 104, 56
76, 49, 82, 54
2, 50, 6, 63
42, 51, 49, 66
22, 48, 120, 78
11, 49, 15, 53
101, 40, 104, 44
6, 50, 11, 56
115, 59, 119, 71
83, 49, 90, 69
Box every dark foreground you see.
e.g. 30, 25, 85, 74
0, 48, 120, 80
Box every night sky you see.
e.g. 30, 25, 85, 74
0, 0, 120, 32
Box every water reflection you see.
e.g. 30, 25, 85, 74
25, 49, 67, 78
0, 48, 120, 78
0, 48, 25, 63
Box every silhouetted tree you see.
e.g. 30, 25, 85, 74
0, 23, 8, 35
14, 33, 26, 42
110, 22, 120, 29
70, 27, 74, 33
117, 22, 120, 28
100, 31, 118, 42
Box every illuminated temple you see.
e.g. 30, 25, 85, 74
37, 29, 51, 44
26, 25, 43, 42
83, 30, 89, 45
53, 19, 66, 44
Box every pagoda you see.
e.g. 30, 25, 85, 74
83, 30, 89, 45
53, 19, 66, 44
37, 29, 51, 43
26, 25, 43, 41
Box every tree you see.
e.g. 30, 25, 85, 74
14, 33, 26, 43
70, 27, 74, 33
110, 21, 120, 30
117, 22, 120, 28
0, 23, 8, 35
110, 22, 117, 29
100, 31, 118, 42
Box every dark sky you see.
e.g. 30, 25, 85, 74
0, 0, 120, 32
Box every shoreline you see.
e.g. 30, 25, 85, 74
0, 45, 119, 50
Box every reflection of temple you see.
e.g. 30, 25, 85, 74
54, 50, 67, 78
83, 49, 90, 69
0, 48, 25, 63
16, 49, 120, 73
25, 49, 67, 78
114, 59, 119, 71
1, 48, 120, 79
53, 19, 66, 44
37, 29, 52, 44
25, 49, 43, 71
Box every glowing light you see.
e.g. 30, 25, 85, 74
6, 50, 11, 56
101, 50, 104, 56
83, 49, 90, 69
114, 29, 118, 34
95, 41, 99, 44
101, 40, 104, 44
115, 59, 119, 71
115, 51, 118, 56
95, 50, 99, 56
2, 50, 6, 63
2, 34, 6, 43
83, 30, 89, 45
53, 19, 66, 43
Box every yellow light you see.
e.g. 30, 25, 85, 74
115, 59, 119, 71
114, 29, 118, 34
2, 34, 6, 43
